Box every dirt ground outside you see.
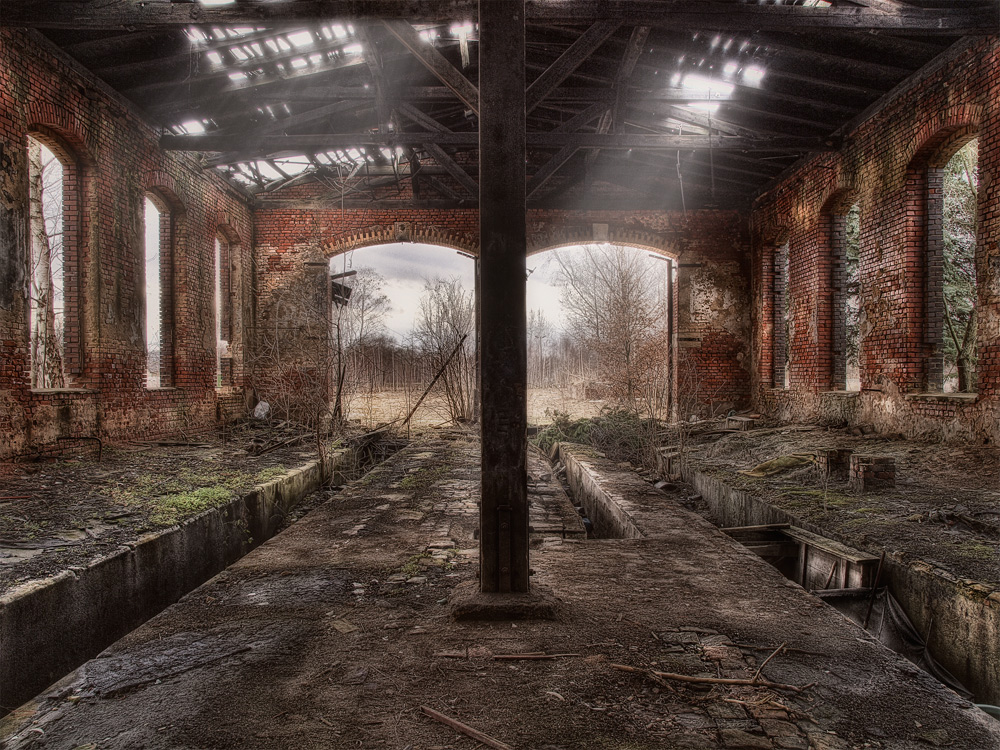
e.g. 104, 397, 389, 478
347, 386, 608, 429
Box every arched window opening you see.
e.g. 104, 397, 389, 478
143, 192, 176, 389
215, 235, 234, 388
941, 139, 978, 392
831, 203, 861, 391
524, 244, 675, 423
144, 197, 162, 388
772, 242, 790, 389
26, 135, 67, 389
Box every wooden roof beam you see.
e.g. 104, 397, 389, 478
525, 20, 619, 113
163, 131, 836, 153
7, 2, 995, 33
383, 20, 479, 115
397, 103, 479, 197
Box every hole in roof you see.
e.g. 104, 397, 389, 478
742, 65, 766, 86
287, 30, 314, 48
678, 73, 734, 113
199, 0, 236, 5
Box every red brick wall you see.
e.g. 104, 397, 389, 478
0, 30, 254, 459
255, 203, 751, 412
750, 37, 1000, 442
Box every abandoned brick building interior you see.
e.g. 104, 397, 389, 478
2, 2, 1000, 748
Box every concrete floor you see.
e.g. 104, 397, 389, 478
2, 429, 997, 749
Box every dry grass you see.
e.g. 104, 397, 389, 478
346, 387, 607, 429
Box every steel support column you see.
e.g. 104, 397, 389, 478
478, 0, 528, 593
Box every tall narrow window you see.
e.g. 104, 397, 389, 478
144, 197, 162, 388
831, 203, 861, 391
27, 136, 66, 389
942, 139, 978, 392
215, 235, 233, 387
772, 242, 790, 389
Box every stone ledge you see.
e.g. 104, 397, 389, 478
904, 392, 978, 403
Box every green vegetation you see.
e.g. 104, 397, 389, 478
149, 487, 232, 527
255, 465, 288, 483
955, 541, 996, 561
399, 465, 448, 493
534, 409, 662, 465
103, 465, 264, 528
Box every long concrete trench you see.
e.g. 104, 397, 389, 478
2, 430, 998, 749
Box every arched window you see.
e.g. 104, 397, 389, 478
772, 241, 790, 389
215, 233, 234, 388
927, 137, 979, 392
144, 191, 177, 388
26, 133, 78, 389
830, 202, 861, 391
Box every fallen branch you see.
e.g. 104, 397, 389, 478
420, 705, 512, 750
733, 643, 825, 657
752, 642, 785, 683
609, 663, 813, 693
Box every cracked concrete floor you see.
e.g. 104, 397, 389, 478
2, 429, 998, 749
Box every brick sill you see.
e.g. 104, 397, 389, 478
146, 387, 178, 392
30, 388, 97, 396
821, 390, 861, 398
904, 392, 978, 404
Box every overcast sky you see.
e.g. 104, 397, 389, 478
331, 242, 567, 342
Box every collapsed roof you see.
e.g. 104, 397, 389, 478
9, 0, 997, 210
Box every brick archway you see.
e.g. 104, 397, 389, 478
527, 225, 677, 259
322, 223, 478, 258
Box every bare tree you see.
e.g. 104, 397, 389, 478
247, 268, 334, 456
331, 267, 390, 422
943, 138, 978, 392
27, 138, 65, 389
412, 277, 476, 423
527, 308, 553, 387
553, 244, 668, 417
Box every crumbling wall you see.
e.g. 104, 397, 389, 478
0, 30, 254, 459
751, 37, 1000, 442
254, 204, 752, 413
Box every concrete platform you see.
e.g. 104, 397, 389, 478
2, 430, 997, 749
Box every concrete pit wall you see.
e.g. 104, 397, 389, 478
0, 447, 358, 715
557, 443, 645, 539
676, 461, 1000, 706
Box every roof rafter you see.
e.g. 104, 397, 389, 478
383, 20, 480, 115
6, 1, 995, 34
525, 20, 619, 113
162, 131, 836, 154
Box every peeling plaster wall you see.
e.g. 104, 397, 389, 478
751, 37, 1000, 443
0, 30, 254, 459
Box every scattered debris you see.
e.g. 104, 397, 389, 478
609, 663, 815, 693
419, 705, 513, 750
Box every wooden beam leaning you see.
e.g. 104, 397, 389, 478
383, 20, 480, 115
4, 2, 996, 34
478, 0, 528, 594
